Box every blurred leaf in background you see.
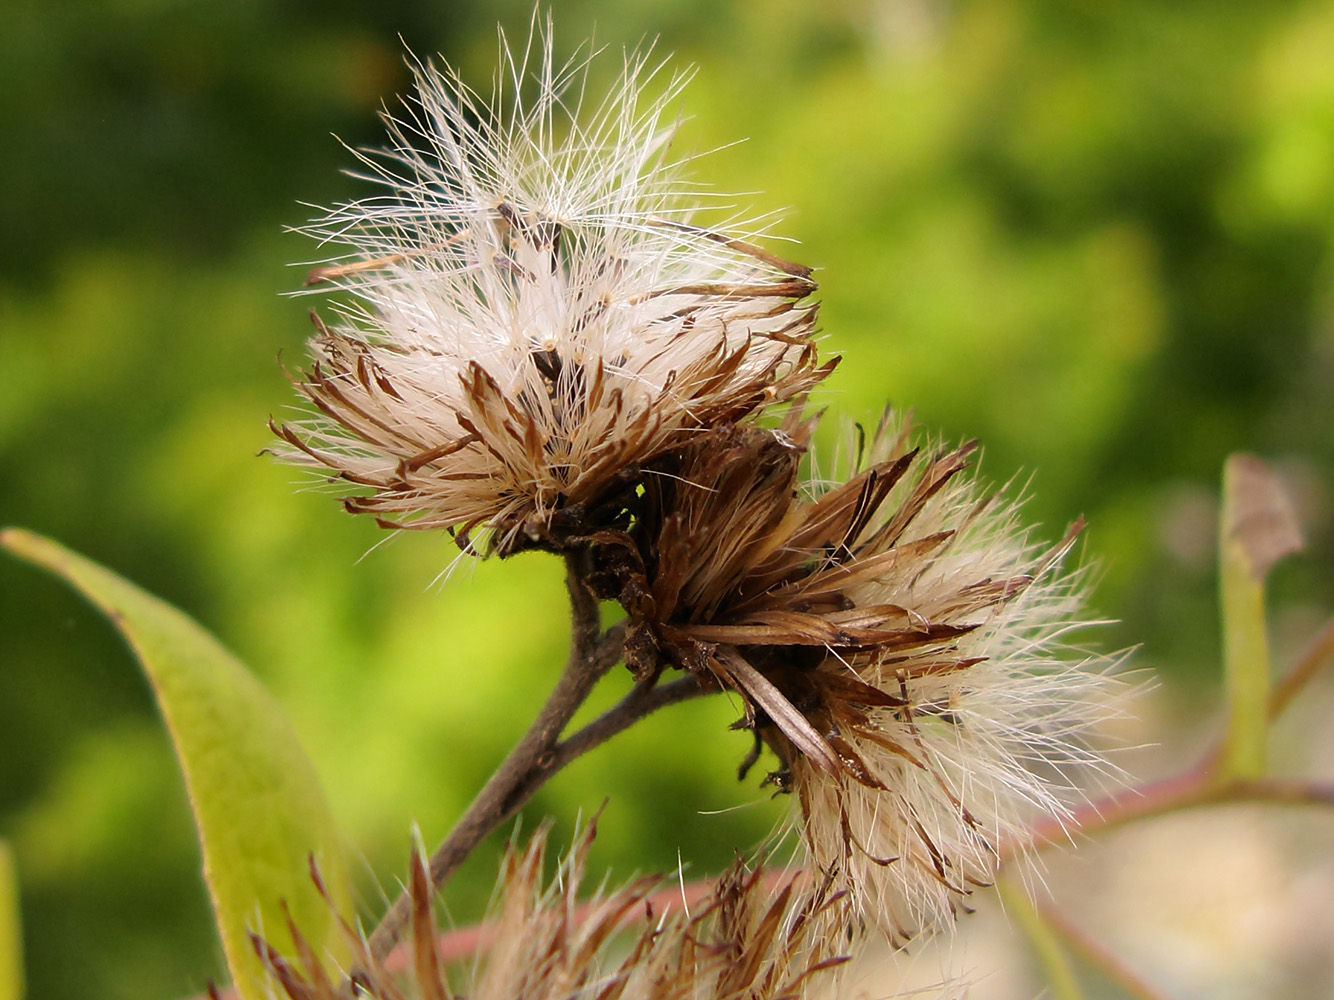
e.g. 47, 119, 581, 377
2, 1, 1331, 999
0, 840, 20, 1000
2, 528, 354, 1000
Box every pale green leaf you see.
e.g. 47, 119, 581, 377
0, 841, 21, 1000
1, 529, 351, 1000
1219, 455, 1303, 779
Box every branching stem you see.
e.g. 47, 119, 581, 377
364, 551, 613, 964
360, 553, 710, 968
352, 600, 1334, 977
1010, 774, 1334, 857
555, 674, 708, 765
1008, 614, 1334, 858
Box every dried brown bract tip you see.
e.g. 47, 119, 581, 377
598, 411, 1125, 942
274, 28, 835, 557
255, 823, 857, 1000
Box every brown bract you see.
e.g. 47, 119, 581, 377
273, 40, 838, 557
251, 824, 851, 1000
590, 413, 1008, 743
586, 412, 1117, 941
273, 262, 832, 556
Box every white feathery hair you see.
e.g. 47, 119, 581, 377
786, 423, 1129, 942
253, 821, 923, 1000
277, 22, 825, 553
602, 410, 1129, 944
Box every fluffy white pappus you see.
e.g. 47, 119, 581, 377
606, 410, 1128, 945
278, 24, 828, 554
786, 431, 1130, 943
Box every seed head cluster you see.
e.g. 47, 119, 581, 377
254, 824, 865, 1000
275, 34, 829, 556
276, 23, 1125, 974
598, 410, 1122, 940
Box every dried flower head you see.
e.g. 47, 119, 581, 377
254, 822, 855, 1000
275, 27, 832, 555
608, 412, 1124, 942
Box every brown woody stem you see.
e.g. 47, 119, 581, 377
333, 614, 1334, 981
554, 674, 707, 765
363, 550, 617, 965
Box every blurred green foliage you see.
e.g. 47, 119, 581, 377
2, 1, 1331, 998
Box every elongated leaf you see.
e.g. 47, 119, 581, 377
1, 529, 351, 1000
1218, 456, 1303, 778
0, 841, 20, 1000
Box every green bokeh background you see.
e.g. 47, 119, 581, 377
2, 1, 1331, 998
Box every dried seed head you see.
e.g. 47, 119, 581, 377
255, 822, 862, 1000
622, 413, 1126, 942
275, 24, 831, 556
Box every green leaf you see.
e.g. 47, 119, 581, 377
1218, 456, 1303, 779
1, 529, 351, 1000
0, 841, 21, 1000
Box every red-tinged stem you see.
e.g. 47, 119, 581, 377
1267, 613, 1334, 722
194, 610, 1334, 997
1010, 615, 1334, 858
1195, 613, 1334, 774
1008, 775, 1334, 859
